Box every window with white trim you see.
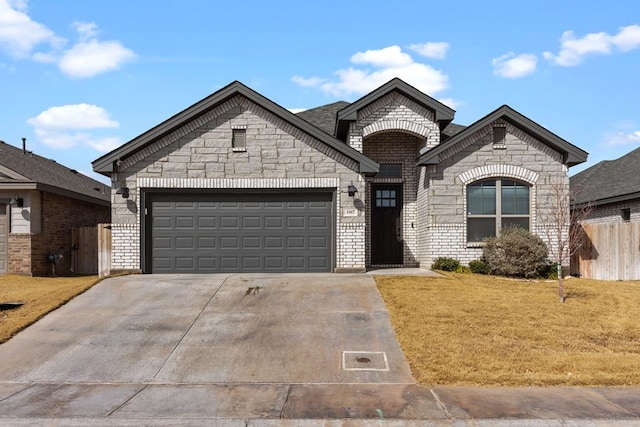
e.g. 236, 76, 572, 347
467, 179, 530, 243
232, 128, 246, 151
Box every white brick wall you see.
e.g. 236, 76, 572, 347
583, 199, 640, 224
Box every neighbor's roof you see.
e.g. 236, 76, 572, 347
570, 146, 640, 206
93, 81, 379, 175
0, 140, 110, 205
417, 105, 588, 167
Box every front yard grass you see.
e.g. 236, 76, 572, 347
376, 273, 640, 386
0, 275, 100, 343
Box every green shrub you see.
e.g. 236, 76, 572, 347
482, 227, 549, 278
431, 257, 461, 272
456, 265, 471, 274
469, 259, 491, 275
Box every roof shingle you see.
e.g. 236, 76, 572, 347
0, 140, 110, 204
570, 146, 640, 205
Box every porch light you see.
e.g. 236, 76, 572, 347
347, 184, 358, 197
9, 194, 23, 207
115, 187, 130, 199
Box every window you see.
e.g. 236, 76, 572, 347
621, 208, 631, 222
232, 128, 246, 151
375, 189, 397, 207
493, 126, 506, 149
376, 164, 402, 178
467, 179, 530, 243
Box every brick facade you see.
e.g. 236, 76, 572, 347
8, 192, 110, 276
103, 81, 579, 273
420, 121, 568, 266
583, 199, 640, 224
111, 95, 365, 272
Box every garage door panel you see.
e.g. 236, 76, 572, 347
198, 217, 217, 228
220, 217, 239, 228
148, 192, 332, 273
287, 217, 305, 228
198, 237, 216, 249
243, 217, 261, 228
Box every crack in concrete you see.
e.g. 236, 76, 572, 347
151, 274, 233, 380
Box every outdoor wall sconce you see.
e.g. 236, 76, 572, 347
9, 194, 23, 207
115, 187, 130, 199
347, 184, 358, 197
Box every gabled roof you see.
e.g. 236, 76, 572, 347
335, 78, 456, 141
570, 146, 640, 206
296, 101, 350, 135
416, 105, 588, 167
0, 140, 110, 205
93, 81, 379, 175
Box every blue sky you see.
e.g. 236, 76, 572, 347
1, 0, 639, 185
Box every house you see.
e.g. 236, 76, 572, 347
570, 146, 640, 279
0, 140, 110, 276
92, 78, 587, 274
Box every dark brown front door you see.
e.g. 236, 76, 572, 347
371, 184, 403, 265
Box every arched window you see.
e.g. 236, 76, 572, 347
467, 179, 530, 243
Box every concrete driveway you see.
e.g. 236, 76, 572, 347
0, 273, 413, 384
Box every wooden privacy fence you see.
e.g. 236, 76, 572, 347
571, 222, 640, 280
98, 224, 112, 277
71, 224, 111, 277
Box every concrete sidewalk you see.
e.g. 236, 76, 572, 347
0, 273, 638, 425
0, 382, 638, 425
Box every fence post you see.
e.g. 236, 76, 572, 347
98, 223, 112, 277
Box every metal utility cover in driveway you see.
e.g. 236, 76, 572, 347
146, 191, 333, 273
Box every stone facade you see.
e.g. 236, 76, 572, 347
420, 121, 568, 266
8, 191, 110, 276
101, 80, 582, 273
111, 94, 364, 272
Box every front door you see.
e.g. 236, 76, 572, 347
371, 184, 403, 265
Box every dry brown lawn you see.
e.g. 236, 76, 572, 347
0, 275, 100, 343
376, 273, 640, 387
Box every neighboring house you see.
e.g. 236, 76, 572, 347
570, 146, 640, 280
92, 78, 587, 274
0, 140, 111, 276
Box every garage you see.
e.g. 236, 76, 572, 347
145, 191, 333, 273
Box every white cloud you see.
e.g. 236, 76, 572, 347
408, 42, 450, 60
288, 108, 307, 113
59, 38, 136, 78
291, 75, 326, 87
73, 21, 98, 40
544, 25, 640, 67
0, 2, 135, 78
437, 97, 461, 110
0, 0, 63, 58
606, 130, 640, 146
351, 45, 413, 67
293, 45, 451, 99
492, 52, 537, 78
27, 103, 121, 151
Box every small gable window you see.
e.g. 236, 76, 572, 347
621, 208, 631, 222
232, 128, 246, 151
493, 126, 507, 149
467, 179, 530, 243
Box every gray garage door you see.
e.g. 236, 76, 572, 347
147, 192, 333, 273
